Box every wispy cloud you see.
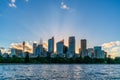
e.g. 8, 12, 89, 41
61, 2, 70, 10
9, 0, 16, 8
10, 41, 48, 53
10, 42, 32, 53
0, 47, 10, 54
102, 41, 120, 58
8, 0, 29, 8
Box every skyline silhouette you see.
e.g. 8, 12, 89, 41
0, 0, 120, 58
0, 36, 109, 59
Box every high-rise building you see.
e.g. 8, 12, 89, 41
10, 48, 16, 57
10, 48, 23, 57
87, 48, 94, 58
0, 50, 2, 56
36, 39, 44, 57
48, 37, 54, 54
64, 45, 68, 58
56, 40, 64, 57
101, 50, 106, 58
94, 46, 104, 58
80, 39, 88, 57
36, 44, 43, 57
81, 39, 87, 50
22, 41, 26, 57
104, 51, 107, 58
67, 36, 75, 58
33, 43, 37, 56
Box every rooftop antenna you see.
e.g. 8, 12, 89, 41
23, 41, 25, 57
23, 41, 25, 52
39, 38, 43, 45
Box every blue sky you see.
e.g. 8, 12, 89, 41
0, 0, 120, 57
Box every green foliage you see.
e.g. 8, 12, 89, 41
114, 57, 120, 64
0, 55, 120, 64
24, 52, 30, 63
106, 58, 115, 64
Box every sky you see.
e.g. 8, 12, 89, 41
0, 0, 120, 57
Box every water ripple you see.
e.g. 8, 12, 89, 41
0, 64, 120, 80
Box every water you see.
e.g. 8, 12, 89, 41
0, 64, 120, 80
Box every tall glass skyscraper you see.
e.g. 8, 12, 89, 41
48, 37, 54, 54
56, 40, 64, 57
33, 43, 37, 56
94, 46, 103, 58
36, 44, 43, 57
67, 36, 75, 58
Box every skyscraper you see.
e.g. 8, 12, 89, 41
39, 39, 44, 57
67, 36, 75, 58
23, 41, 25, 57
48, 37, 54, 54
81, 39, 87, 50
94, 46, 104, 58
11, 48, 23, 57
0, 50, 2, 56
36, 44, 43, 57
80, 39, 88, 57
10, 48, 16, 57
56, 40, 64, 57
104, 51, 107, 58
33, 43, 37, 56
87, 48, 94, 58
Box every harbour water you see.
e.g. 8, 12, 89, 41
0, 64, 120, 80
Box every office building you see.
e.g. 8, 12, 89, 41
36, 44, 43, 57
81, 39, 87, 50
22, 41, 26, 57
104, 51, 107, 58
101, 50, 106, 58
87, 48, 94, 58
0, 50, 2, 56
63, 45, 68, 58
10, 48, 16, 57
48, 37, 54, 53
67, 36, 75, 58
33, 43, 37, 56
80, 39, 87, 57
10, 48, 23, 57
3, 53, 9, 58
56, 40, 64, 57
94, 46, 105, 58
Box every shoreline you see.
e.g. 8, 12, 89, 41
0, 63, 119, 65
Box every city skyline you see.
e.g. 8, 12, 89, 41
0, 36, 108, 59
0, 0, 120, 58
8, 36, 106, 59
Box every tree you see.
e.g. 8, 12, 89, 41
25, 52, 30, 63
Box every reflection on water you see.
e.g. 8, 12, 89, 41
0, 64, 120, 80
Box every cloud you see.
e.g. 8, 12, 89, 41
11, 42, 32, 53
9, 0, 16, 8
43, 41, 48, 50
10, 41, 48, 54
0, 47, 10, 54
61, 2, 70, 10
102, 41, 120, 58
8, 0, 29, 8
9, 3, 16, 8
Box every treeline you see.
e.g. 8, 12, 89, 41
0, 54, 120, 64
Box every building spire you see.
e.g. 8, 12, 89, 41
40, 38, 43, 45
